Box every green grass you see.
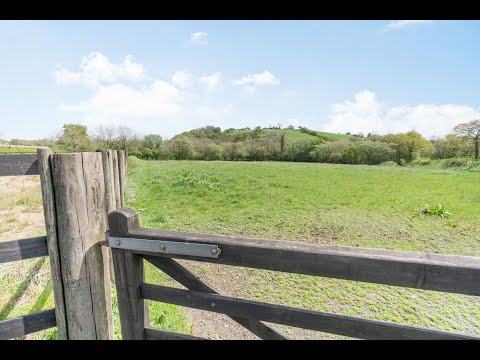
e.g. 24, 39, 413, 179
315, 131, 354, 141
0, 145, 37, 154
126, 158, 480, 338
262, 128, 353, 142
262, 129, 319, 141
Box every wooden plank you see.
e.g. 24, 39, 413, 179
144, 326, 203, 340
99, 149, 117, 283
110, 209, 147, 340
104, 206, 480, 296
0, 154, 39, 176
0, 236, 48, 264
143, 255, 288, 340
117, 150, 126, 207
52, 153, 98, 339
111, 249, 146, 340
141, 284, 478, 340
81, 152, 114, 340
98, 150, 116, 215
37, 148, 68, 339
0, 309, 56, 340
112, 150, 121, 209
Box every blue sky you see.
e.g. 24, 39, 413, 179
1, 20, 479, 140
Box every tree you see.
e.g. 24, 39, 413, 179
57, 123, 92, 151
380, 131, 430, 163
143, 134, 163, 149
454, 120, 480, 160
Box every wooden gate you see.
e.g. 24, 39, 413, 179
107, 207, 480, 340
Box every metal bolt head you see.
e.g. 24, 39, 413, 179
160, 244, 166, 251
210, 248, 218, 255
116, 239, 121, 246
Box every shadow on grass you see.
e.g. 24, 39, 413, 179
29, 279, 53, 313
0, 257, 46, 319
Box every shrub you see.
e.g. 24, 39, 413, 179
167, 137, 196, 160
442, 159, 464, 168
421, 204, 452, 218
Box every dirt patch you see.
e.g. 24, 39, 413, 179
175, 260, 333, 340
0, 176, 45, 241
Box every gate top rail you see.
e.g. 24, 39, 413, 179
108, 208, 480, 296
0, 153, 39, 176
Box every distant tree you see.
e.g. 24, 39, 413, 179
380, 131, 430, 163
57, 123, 92, 151
143, 134, 163, 149
167, 137, 196, 160
454, 120, 480, 160
93, 126, 117, 148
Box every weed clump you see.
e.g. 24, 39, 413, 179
421, 204, 452, 218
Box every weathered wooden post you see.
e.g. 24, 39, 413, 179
108, 208, 147, 340
37, 148, 68, 340
49, 151, 117, 339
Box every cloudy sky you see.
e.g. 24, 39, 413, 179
1, 20, 479, 140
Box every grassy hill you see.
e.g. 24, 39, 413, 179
176, 126, 357, 143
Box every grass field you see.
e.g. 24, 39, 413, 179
1, 157, 479, 339
0, 176, 56, 339
0, 145, 37, 154
262, 128, 353, 142
125, 158, 480, 338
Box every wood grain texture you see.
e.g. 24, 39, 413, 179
99, 149, 117, 283
117, 150, 126, 207
112, 151, 121, 209
81, 152, 114, 340
144, 326, 203, 340
0, 309, 56, 340
37, 147, 68, 340
107, 209, 480, 296
143, 255, 287, 340
111, 249, 146, 340
0, 154, 39, 176
52, 153, 97, 339
141, 284, 478, 340
110, 210, 147, 340
0, 236, 48, 263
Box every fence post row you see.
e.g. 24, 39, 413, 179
35, 149, 127, 340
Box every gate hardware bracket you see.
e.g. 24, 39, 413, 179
107, 236, 221, 258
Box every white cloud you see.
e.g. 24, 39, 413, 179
199, 72, 223, 90
56, 52, 146, 88
171, 70, 193, 88
324, 90, 480, 138
58, 81, 183, 126
190, 32, 208, 43
233, 70, 280, 93
56, 53, 237, 135
386, 20, 433, 30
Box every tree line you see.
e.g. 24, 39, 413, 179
8, 120, 480, 165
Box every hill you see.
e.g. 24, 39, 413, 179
174, 126, 357, 143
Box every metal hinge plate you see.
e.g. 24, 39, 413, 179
107, 236, 221, 258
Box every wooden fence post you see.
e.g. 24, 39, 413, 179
51, 152, 114, 339
109, 209, 147, 340
37, 148, 68, 340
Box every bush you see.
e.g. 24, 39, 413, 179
421, 204, 452, 218
442, 159, 464, 168
167, 137, 196, 160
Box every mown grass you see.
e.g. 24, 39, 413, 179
126, 158, 480, 338
0, 145, 37, 154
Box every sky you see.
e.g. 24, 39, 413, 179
0, 20, 479, 140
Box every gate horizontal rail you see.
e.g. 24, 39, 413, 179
0, 236, 56, 340
108, 208, 480, 340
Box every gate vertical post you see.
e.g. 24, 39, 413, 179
108, 208, 147, 339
